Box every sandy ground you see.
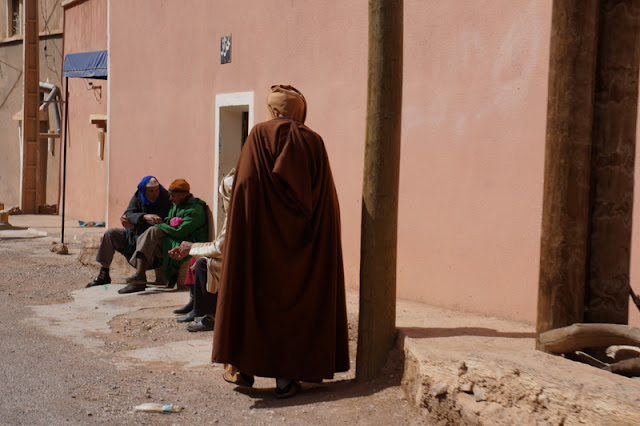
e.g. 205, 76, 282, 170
4, 215, 640, 425
0, 224, 424, 425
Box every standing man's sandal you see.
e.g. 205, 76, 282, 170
275, 380, 300, 399
223, 371, 255, 387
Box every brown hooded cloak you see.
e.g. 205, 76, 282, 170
212, 85, 349, 381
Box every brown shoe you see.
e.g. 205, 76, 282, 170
223, 370, 255, 387
125, 273, 147, 285
118, 283, 146, 294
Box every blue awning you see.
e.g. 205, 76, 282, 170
63, 50, 108, 79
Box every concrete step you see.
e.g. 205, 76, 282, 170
394, 299, 640, 425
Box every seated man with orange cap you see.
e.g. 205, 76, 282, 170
118, 178, 208, 294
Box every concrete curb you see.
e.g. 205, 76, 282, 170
399, 331, 640, 425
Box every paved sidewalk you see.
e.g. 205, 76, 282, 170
4, 214, 640, 425
0, 212, 104, 241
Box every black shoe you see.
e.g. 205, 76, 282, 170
117, 283, 146, 294
87, 268, 111, 287
173, 300, 194, 315
176, 310, 198, 323
187, 315, 214, 332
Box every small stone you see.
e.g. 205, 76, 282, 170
50, 241, 68, 254
430, 382, 448, 397
537, 391, 549, 407
459, 381, 473, 393
472, 384, 486, 402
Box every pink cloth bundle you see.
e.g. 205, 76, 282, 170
169, 217, 183, 228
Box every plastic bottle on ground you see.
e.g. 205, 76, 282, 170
134, 403, 181, 413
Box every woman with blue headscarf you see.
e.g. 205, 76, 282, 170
87, 175, 171, 287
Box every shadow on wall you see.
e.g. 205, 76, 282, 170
400, 327, 535, 339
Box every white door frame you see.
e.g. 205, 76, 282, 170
213, 91, 254, 232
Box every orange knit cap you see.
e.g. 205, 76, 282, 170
168, 178, 190, 193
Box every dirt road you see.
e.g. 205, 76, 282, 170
0, 230, 423, 425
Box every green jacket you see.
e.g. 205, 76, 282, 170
155, 195, 208, 285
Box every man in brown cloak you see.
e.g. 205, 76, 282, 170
212, 85, 349, 398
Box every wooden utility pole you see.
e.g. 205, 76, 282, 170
536, 0, 600, 344
538, 0, 640, 346
22, 0, 40, 213
356, 0, 403, 381
585, 1, 640, 324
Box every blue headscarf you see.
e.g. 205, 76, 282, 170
137, 175, 167, 206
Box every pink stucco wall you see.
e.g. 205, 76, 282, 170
399, 2, 550, 320
106, 1, 369, 232
107, 1, 218, 225
62, 0, 108, 221
100, 0, 640, 325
